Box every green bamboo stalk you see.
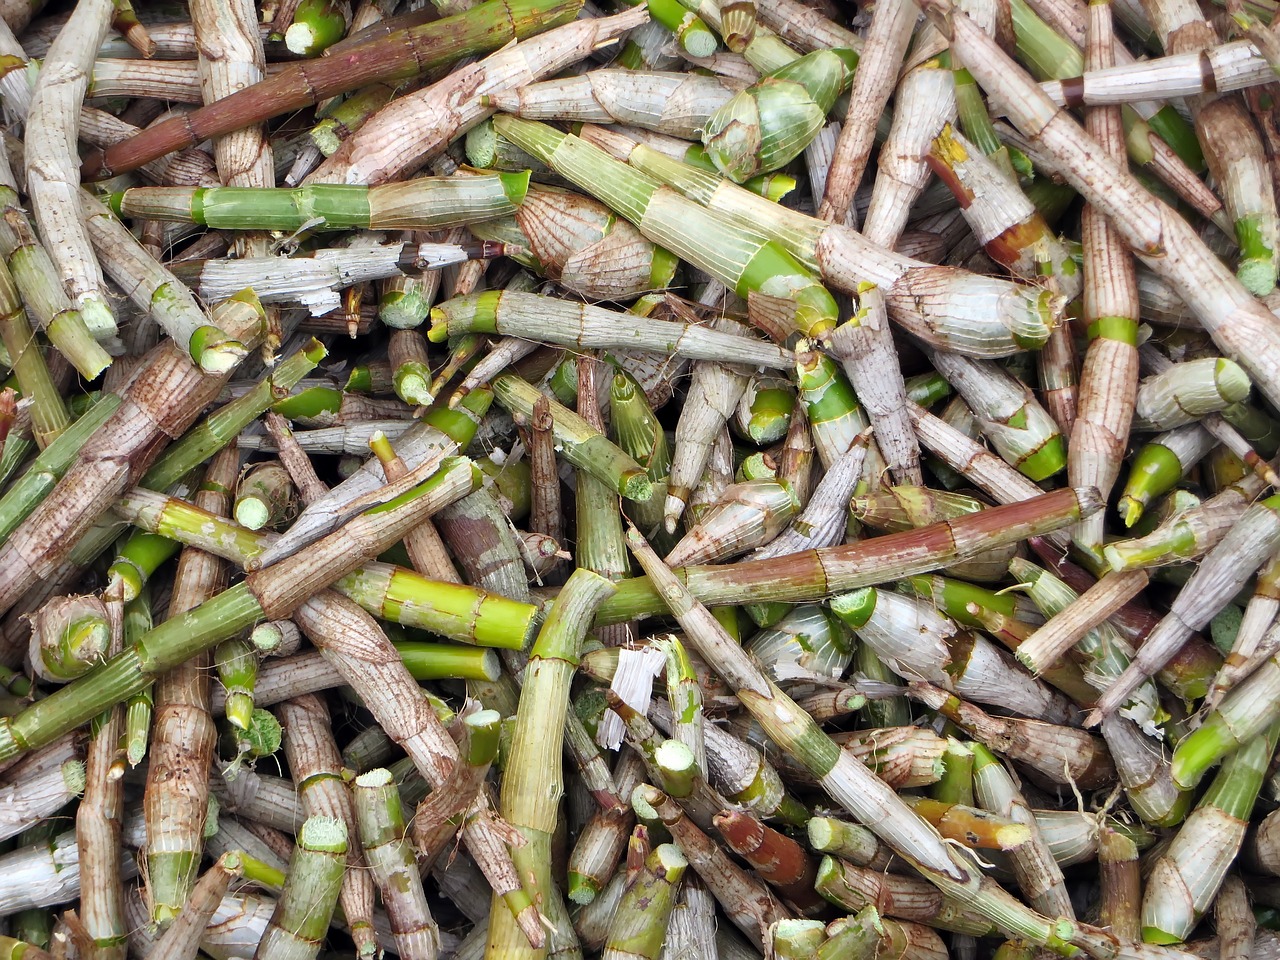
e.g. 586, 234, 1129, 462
492, 373, 653, 502
215, 637, 258, 731
484, 568, 616, 960
0, 395, 122, 544
104, 531, 180, 605
109, 173, 529, 232
494, 116, 840, 341
282, 0, 349, 55
118, 586, 153, 767
0, 456, 481, 765
115, 476, 535, 650
254, 816, 348, 960
622, 523, 1090, 955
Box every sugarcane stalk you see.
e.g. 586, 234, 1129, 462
1142, 720, 1280, 943
920, 0, 1280, 419
251, 388, 490, 568
27, 593, 111, 683
110, 173, 529, 232
73, 594, 125, 960
118, 588, 153, 767
84, 191, 248, 374
818, 0, 917, 225
311, 9, 648, 189
0, 454, 479, 767
0, 164, 109, 384
928, 351, 1066, 482
234, 461, 295, 531
579, 124, 1062, 358
214, 637, 257, 731
430, 291, 790, 369
0, 735, 84, 842
0, 272, 66, 450
485, 568, 616, 959
25, 0, 117, 342
592, 488, 1099, 623
494, 116, 841, 342
486, 70, 744, 139
80, 0, 585, 179
752, 433, 869, 561
253, 815, 347, 960
1214, 875, 1255, 960
170, 238, 508, 313
115, 480, 534, 649
832, 588, 1074, 723
144, 446, 238, 926
141, 339, 327, 494
601, 843, 688, 960
1089, 493, 1280, 723
814, 855, 997, 935
278, 693, 377, 957
621, 523, 1098, 955
0, 290, 267, 617
1041, 39, 1276, 107
353, 767, 440, 960
632, 783, 790, 949
1132, 355, 1252, 431
492, 373, 652, 502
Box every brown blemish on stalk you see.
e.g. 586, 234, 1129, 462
1060, 76, 1085, 108
1198, 52, 1219, 93
985, 219, 1053, 272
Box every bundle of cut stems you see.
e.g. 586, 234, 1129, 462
8, 0, 1280, 956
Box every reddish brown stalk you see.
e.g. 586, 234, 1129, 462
636, 783, 792, 949
1097, 825, 1141, 942
80, 0, 583, 179
527, 393, 565, 581
713, 810, 824, 915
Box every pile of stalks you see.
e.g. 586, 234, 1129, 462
9, 0, 1280, 957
